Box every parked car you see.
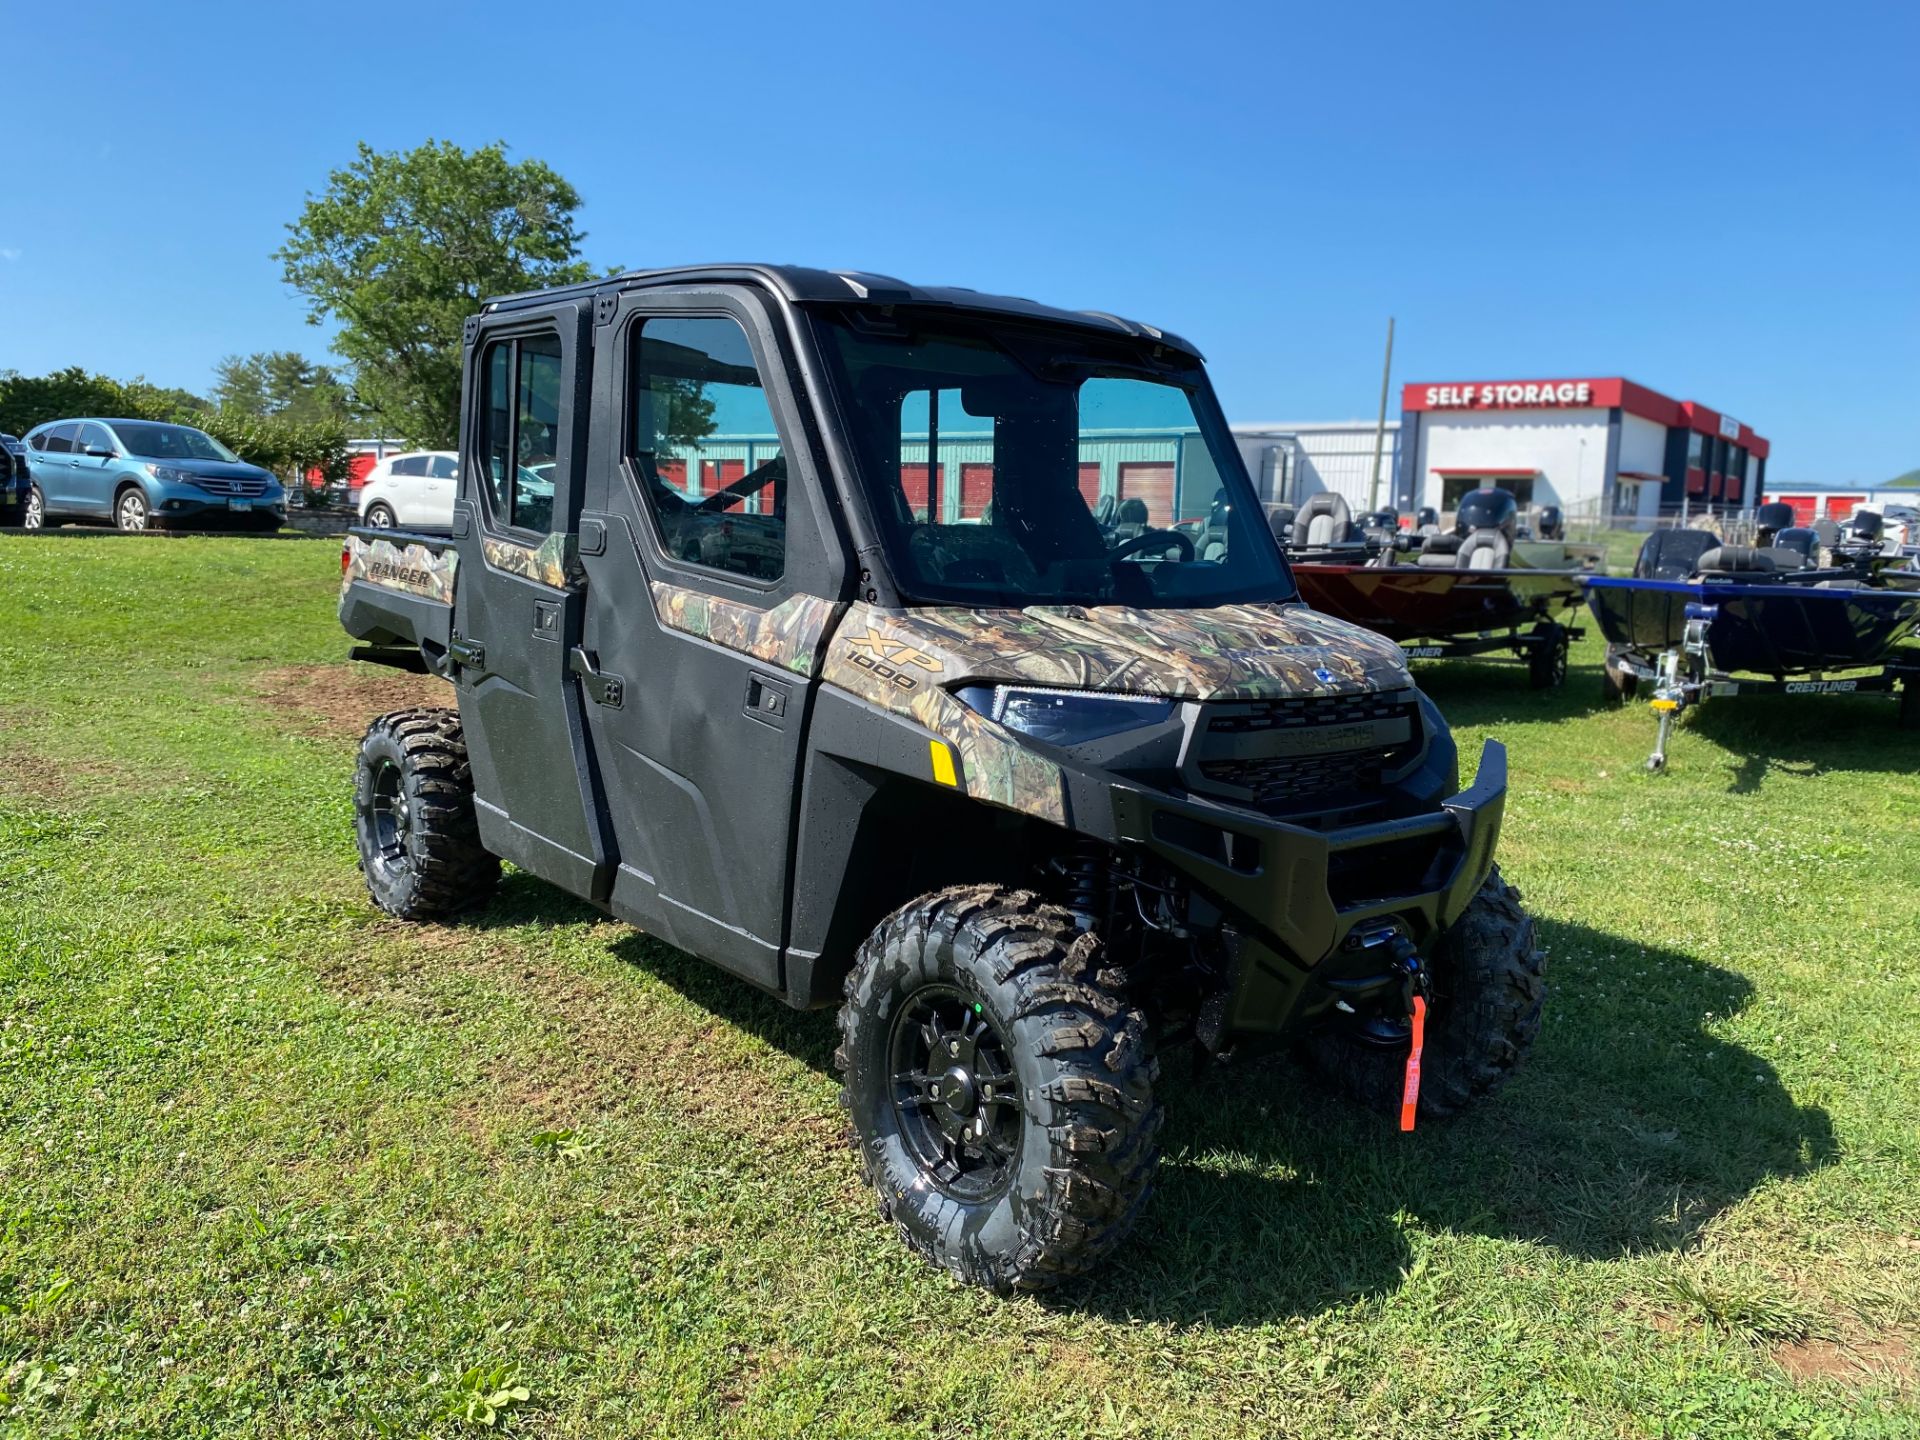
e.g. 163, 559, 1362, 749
1, 434, 28, 526
356, 450, 461, 529
21, 419, 287, 532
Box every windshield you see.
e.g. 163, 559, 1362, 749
108, 422, 240, 464
812, 312, 1293, 609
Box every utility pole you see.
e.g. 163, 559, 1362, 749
1368, 316, 1395, 513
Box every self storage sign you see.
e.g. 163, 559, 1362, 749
1421, 381, 1595, 409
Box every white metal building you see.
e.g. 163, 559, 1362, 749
1231, 421, 1401, 512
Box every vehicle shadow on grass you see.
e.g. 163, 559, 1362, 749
464, 882, 1836, 1329
1404, 658, 1614, 726
1058, 916, 1836, 1327
1682, 699, 1920, 791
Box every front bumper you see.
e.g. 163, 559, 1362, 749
1114, 739, 1507, 1037
151, 484, 287, 524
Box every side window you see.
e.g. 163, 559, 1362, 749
476, 332, 563, 534
626, 315, 785, 582
391, 455, 427, 477
74, 424, 112, 455
429, 455, 459, 480
44, 424, 78, 454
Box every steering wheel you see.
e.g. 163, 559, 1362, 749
1108, 527, 1195, 563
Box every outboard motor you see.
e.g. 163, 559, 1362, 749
1812, 517, 1843, 549
1415, 506, 1441, 536
1452, 487, 1519, 570
1536, 504, 1565, 541
1849, 509, 1884, 545
1754, 501, 1796, 547
1770, 526, 1819, 568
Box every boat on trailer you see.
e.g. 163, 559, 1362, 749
1584, 506, 1920, 771
1287, 488, 1591, 689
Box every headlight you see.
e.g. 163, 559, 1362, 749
145, 464, 200, 485
957, 685, 1177, 744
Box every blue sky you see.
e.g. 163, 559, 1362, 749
4, 1, 1915, 483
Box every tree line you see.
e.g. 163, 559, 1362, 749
3, 137, 603, 494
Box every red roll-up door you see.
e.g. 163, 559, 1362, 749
1117, 463, 1176, 529
703, 459, 748, 509
1077, 462, 1102, 510
1769, 494, 1817, 526
899, 463, 944, 520
1685, 468, 1706, 497
959, 463, 993, 519
1826, 495, 1864, 521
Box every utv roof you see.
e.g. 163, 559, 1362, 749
482, 263, 1202, 359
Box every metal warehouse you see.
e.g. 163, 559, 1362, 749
1396, 377, 1770, 525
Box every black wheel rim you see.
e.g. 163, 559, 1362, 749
887, 985, 1023, 1202
361, 757, 413, 882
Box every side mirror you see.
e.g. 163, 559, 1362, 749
85, 447, 117, 459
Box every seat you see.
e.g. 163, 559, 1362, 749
1295, 492, 1353, 547
1694, 545, 1780, 577
1456, 531, 1511, 570
1265, 503, 1296, 545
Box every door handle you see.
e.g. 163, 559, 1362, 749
570, 647, 625, 708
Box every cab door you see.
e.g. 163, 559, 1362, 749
575, 288, 847, 989
450, 302, 612, 901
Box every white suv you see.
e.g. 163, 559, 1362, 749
357, 450, 460, 529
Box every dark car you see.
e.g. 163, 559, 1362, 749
21, 418, 286, 532
1, 434, 29, 526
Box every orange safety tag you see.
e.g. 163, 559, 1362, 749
1399, 994, 1427, 1132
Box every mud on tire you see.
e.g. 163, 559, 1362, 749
835, 886, 1162, 1293
1302, 866, 1544, 1121
354, 708, 499, 921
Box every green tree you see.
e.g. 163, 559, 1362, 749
212, 351, 353, 425
276, 139, 594, 447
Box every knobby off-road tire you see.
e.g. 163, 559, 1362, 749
836, 886, 1162, 1293
1303, 866, 1544, 1121
354, 708, 499, 921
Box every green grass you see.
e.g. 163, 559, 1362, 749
1, 533, 1916, 1438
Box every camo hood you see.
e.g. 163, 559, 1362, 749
828, 600, 1409, 701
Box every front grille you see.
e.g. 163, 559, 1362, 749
192, 475, 269, 497
1191, 690, 1422, 808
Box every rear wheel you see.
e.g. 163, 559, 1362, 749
365, 502, 397, 529
114, 486, 152, 532
836, 886, 1161, 1293
1527, 622, 1569, 689
353, 708, 499, 920
1302, 867, 1544, 1121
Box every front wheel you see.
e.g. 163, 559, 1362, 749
354, 708, 499, 920
836, 887, 1161, 1293
1302, 866, 1544, 1121
115, 486, 152, 532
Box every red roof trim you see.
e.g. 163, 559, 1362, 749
1404, 376, 1769, 457
1432, 467, 1539, 477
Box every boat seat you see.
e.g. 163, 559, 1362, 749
1695, 545, 1782, 577
1457, 531, 1511, 570
1265, 503, 1296, 545
1295, 492, 1353, 548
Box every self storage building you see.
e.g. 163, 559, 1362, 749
1396, 377, 1770, 525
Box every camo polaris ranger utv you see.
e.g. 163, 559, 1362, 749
339, 265, 1544, 1293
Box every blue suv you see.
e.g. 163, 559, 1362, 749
21, 418, 287, 532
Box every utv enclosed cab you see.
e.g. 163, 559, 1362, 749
341, 264, 1541, 1292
